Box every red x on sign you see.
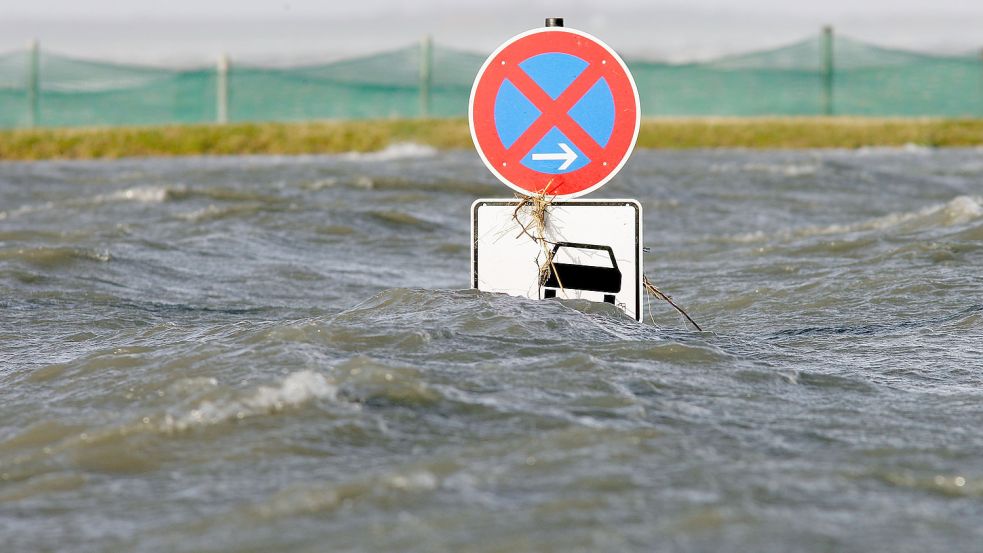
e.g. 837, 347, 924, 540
470, 28, 640, 198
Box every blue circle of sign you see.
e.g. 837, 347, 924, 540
492, 52, 616, 176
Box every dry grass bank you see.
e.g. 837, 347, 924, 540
1, 118, 981, 161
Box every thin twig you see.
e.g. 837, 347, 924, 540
642, 275, 704, 331
511, 191, 701, 331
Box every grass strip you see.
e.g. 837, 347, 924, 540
1, 117, 980, 161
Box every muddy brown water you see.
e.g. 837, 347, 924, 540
1, 145, 982, 552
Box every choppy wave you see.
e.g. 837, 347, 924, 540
0, 201, 55, 221
365, 210, 440, 231
0, 246, 111, 267
158, 370, 339, 432
105, 185, 188, 203
251, 465, 440, 518
300, 174, 499, 196
855, 143, 935, 155
4, 149, 983, 552
322, 288, 724, 367
707, 159, 820, 177
731, 162, 819, 176
176, 203, 271, 222
341, 142, 438, 162
726, 195, 983, 243
0, 371, 341, 480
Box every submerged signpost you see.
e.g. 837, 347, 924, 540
470, 18, 644, 321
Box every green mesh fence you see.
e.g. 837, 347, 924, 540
1, 31, 980, 128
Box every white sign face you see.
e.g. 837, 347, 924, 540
471, 199, 642, 321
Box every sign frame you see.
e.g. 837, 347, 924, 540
469, 27, 641, 199
471, 198, 643, 321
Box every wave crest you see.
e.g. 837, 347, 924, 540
160, 370, 338, 432
728, 195, 983, 243
341, 143, 437, 162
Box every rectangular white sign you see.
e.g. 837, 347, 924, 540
471, 199, 643, 321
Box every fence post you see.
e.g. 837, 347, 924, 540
27, 40, 40, 128
820, 26, 834, 116
216, 53, 229, 124
419, 35, 433, 118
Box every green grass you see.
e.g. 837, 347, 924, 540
1, 118, 981, 161
638, 117, 983, 149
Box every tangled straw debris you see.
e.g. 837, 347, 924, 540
511, 190, 563, 289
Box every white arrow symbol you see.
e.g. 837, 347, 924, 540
531, 143, 578, 171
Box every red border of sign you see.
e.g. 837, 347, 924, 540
469, 28, 640, 199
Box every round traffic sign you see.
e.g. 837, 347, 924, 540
469, 27, 640, 199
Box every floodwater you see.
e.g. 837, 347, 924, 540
1, 145, 982, 552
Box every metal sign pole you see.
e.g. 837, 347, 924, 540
820, 26, 834, 116
216, 53, 229, 124
27, 40, 40, 128
419, 35, 433, 118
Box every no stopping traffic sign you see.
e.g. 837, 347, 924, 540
469, 27, 640, 198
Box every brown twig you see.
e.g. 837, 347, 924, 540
642, 275, 704, 331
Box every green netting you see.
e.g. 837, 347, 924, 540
0, 50, 32, 128
1, 32, 980, 128
229, 46, 420, 121
39, 53, 216, 126
830, 38, 981, 116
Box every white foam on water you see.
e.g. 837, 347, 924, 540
0, 246, 111, 265
384, 470, 439, 492
728, 195, 983, 243
855, 143, 934, 156
341, 142, 438, 162
161, 370, 337, 432
810, 195, 983, 235
0, 201, 55, 221
937, 195, 983, 223
301, 177, 340, 191
256, 468, 439, 518
166, 376, 219, 396
0, 186, 180, 221
109, 186, 175, 203
709, 162, 818, 177
177, 204, 224, 222
82, 184, 189, 206
741, 162, 819, 177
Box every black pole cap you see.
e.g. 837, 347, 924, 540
545, 18, 564, 27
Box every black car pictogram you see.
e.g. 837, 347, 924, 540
540, 242, 622, 304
